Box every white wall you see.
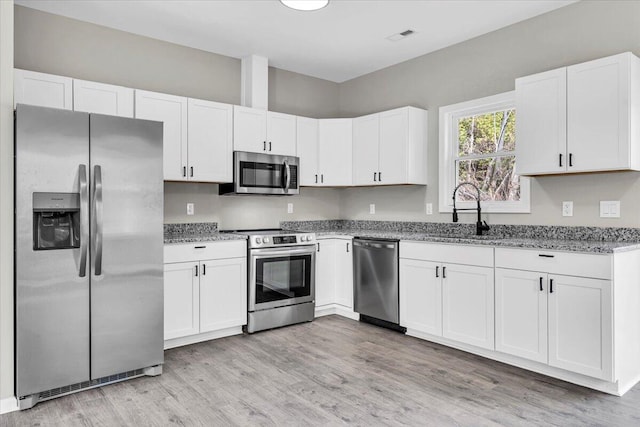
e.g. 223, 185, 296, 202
0, 0, 14, 404
339, 0, 640, 227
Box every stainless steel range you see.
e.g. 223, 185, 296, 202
234, 229, 316, 333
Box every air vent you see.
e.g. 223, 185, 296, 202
387, 29, 416, 42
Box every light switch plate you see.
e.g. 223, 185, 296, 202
186, 203, 194, 216
287, 203, 293, 214
562, 201, 573, 217
369, 204, 375, 215
426, 203, 433, 215
600, 201, 620, 218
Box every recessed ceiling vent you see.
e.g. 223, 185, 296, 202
387, 29, 415, 42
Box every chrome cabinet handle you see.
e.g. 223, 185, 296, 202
78, 164, 89, 277
93, 165, 104, 276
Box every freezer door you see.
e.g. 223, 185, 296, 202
15, 105, 91, 397
89, 113, 164, 379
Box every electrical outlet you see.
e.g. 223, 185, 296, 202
600, 201, 620, 218
562, 201, 573, 217
426, 203, 433, 215
287, 203, 293, 214
186, 203, 194, 216
369, 204, 375, 215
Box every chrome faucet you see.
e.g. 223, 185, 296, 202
452, 182, 490, 236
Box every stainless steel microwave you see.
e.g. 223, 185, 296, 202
219, 151, 299, 195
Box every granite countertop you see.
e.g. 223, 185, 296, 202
163, 222, 247, 244
310, 229, 640, 254
281, 221, 640, 254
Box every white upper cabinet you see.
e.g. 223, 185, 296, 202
352, 107, 428, 186
73, 79, 134, 118
233, 106, 296, 156
352, 113, 380, 185
187, 98, 233, 183
267, 111, 297, 156
516, 68, 568, 175
135, 90, 188, 181
14, 69, 73, 110
297, 116, 320, 186
318, 119, 353, 186
516, 52, 640, 175
233, 106, 268, 153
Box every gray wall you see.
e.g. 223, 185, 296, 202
14, 5, 341, 228
339, 0, 640, 227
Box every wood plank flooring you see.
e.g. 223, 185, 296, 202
3, 315, 640, 426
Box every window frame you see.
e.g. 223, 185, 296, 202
438, 91, 530, 214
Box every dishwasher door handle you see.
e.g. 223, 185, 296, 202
353, 241, 396, 249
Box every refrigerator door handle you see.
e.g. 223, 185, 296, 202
79, 164, 89, 277
93, 165, 104, 276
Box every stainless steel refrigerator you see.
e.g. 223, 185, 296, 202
15, 104, 164, 410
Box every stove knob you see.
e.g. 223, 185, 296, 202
264, 237, 270, 243
307, 235, 313, 241
255, 237, 262, 245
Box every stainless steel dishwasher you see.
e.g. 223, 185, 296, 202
353, 237, 405, 332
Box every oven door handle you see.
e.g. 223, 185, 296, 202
251, 247, 316, 258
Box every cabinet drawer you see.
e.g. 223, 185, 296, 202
400, 242, 493, 267
164, 240, 247, 263
495, 248, 612, 280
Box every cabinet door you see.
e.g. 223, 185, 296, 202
515, 68, 567, 175
267, 111, 297, 156
495, 268, 548, 363
315, 240, 336, 307
164, 262, 199, 340
135, 90, 188, 181
187, 98, 233, 182
379, 108, 409, 185
233, 106, 267, 153
14, 69, 73, 110
297, 117, 319, 186
73, 79, 134, 117
352, 113, 380, 185
334, 240, 354, 309
199, 258, 247, 333
318, 119, 353, 186
548, 274, 613, 381
399, 259, 442, 336
568, 53, 631, 172
442, 264, 494, 350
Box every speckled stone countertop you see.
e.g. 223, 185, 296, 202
164, 223, 247, 244
281, 220, 640, 254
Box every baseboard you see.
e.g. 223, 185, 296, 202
0, 396, 18, 414
164, 326, 243, 350
315, 304, 358, 320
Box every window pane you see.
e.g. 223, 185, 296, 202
456, 156, 520, 202
458, 109, 516, 157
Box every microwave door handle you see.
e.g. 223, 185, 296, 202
284, 160, 291, 193
78, 164, 89, 277
93, 165, 103, 276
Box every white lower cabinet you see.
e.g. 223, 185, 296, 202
315, 237, 355, 317
441, 264, 494, 350
495, 268, 613, 381
163, 240, 247, 348
164, 261, 199, 340
400, 242, 494, 349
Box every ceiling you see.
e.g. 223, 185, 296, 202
16, 0, 576, 83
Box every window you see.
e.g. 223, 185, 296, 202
439, 91, 530, 213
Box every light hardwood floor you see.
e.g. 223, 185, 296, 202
3, 315, 640, 426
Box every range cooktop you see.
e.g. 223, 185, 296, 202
221, 229, 316, 249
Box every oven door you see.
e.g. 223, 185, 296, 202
249, 245, 315, 311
